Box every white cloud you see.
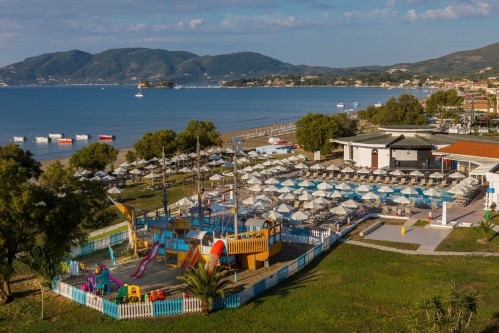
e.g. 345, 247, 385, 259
344, 8, 398, 20
128, 23, 147, 32
189, 19, 202, 29
408, 1, 491, 21
406, 9, 418, 21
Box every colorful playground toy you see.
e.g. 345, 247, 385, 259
115, 284, 141, 304
80, 263, 124, 295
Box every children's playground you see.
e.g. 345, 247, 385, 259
63, 207, 314, 305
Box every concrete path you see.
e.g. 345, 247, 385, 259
364, 225, 450, 247
339, 238, 499, 257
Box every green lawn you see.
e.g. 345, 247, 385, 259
361, 239, 421, 251
436, 227, 499, 252
2, 244, 498, 333
413, 219, 430, 227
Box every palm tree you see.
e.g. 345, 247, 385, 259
478, 219, 493, 242
177, 263, 232, 315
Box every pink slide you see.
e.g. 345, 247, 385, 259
109, 274, 124, 288
130, 241, 161, 279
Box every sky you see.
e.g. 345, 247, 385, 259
1, 0, 498, 68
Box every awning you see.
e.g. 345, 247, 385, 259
245, 218, 267, 228
470, 163, 498, 177
185, 230, 208, 240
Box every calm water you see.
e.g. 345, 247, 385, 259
0, 86, 430, 160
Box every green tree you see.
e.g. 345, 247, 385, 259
177, 263, 232, 315
425, 90, 463, 120
406, 284, 480, 333
0, 144, 43, 303
369, 94, 428, 125
69, 142, 118, 172
133, 129, 177, 160
177, 120, 222, 152
295, 113, 357, 155
125, 150, 137, 163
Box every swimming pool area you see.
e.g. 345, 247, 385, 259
277, 179, 455, 207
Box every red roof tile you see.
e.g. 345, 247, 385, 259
437, 141, 499, 159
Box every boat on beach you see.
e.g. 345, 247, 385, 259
98, 134, 116, 141
35, 136, 51, 143
75, 134, 91, 140
48, 133, 64, 139
58, 138, 73, 144
13, 136, 27, 142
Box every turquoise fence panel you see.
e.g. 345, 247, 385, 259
313, 244, 323, 257
109, 232, 123, 245
152, 298, 183, 316
277, 266, 288, 282
213, 294, 240, 310
297, 253, 306, 269
253, 279, 266, 297
51, 277, 60, 292
71, 287, 86, 305
81, 241, 95, 255
102, 299, 119, 319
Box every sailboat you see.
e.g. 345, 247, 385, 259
135, 86, 143, 98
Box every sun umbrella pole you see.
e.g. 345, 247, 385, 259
197, 137, 204, 231
232, 137, 240, 235
162, 147, 168, 218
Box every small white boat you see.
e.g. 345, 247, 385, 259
374, 102, 382, 108
352, 102, 360, 107
48, 133, 64, 139
13, 136, 27, 142
35, 136, 51, 143
135, 87, 143, 98
337, 103, 345, 108
75, 134, 91, 140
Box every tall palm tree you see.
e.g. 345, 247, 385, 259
177, 263, 232, 315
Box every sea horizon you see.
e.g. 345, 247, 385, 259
0, 86, 431, 161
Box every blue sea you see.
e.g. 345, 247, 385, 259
0, 86, 430, 161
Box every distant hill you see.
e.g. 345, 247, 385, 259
393, 42, 499, 75
1, 42, 498, 85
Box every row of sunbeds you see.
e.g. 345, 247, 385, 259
302, 171, 460, 188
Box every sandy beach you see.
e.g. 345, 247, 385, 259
40, 123, 298, 170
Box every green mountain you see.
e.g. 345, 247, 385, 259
1, 42, 498, 85
392, 42, 499, 76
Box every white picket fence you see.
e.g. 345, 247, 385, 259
69, 230, 129, 258
119, 302, 154, 319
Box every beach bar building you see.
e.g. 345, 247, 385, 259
331, 125, 499, 172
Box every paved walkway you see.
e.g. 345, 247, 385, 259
364, 224, 450, 251
339, 239, 499, 257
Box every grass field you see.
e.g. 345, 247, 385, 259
436, 227, 499, 252
2, 244, 498, 333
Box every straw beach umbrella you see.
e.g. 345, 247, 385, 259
340, 199, 359, 209
362, 192, 379, 200
317, 182, 334, 190
378, 185, 394, 193
393, 196, 411, 205
429, 172, 444, 179
276, 204, 293, 213
448, 171, 465, 179
423, 188, 442, 197
373, 169, 387, 175
278, 193, 296, 202
335, 183, 351, 191
401, 187, 419, 195
356, 184, 371, 192
330, 205, 352, 215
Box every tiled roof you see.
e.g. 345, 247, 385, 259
437, 141, 499, 159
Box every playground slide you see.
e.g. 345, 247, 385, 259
180, 245, 200, 272
109, 274, 124, 288
130, 241, 161, 279
206, 240, 225, 274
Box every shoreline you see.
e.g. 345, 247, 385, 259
39, 122, 297, 170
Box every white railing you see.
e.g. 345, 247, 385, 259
183, 297, 203, 313
119, 302, 153, 319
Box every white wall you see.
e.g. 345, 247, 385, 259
356, 147, 372, 167
378, 148, 391, 168
392, 149, 417, 161
486, 172, 499, 208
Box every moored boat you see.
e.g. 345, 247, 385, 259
48, 133, 64, 139
337, 103, 345, 108
13, 136, 27, 142
58, 138, 73, 144
374, 102, 382, 107
75, 134, 91, 140
98, 134, 116, 141
135, 86, 143, 98
35, 136, 51, 143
